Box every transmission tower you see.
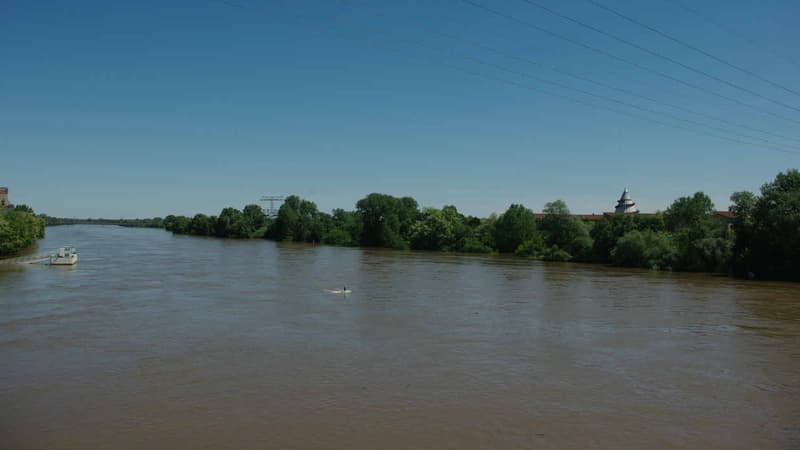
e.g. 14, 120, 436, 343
260, 196, 285, 218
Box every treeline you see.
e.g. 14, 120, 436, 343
0, 205, 46, 257
728, 170, 799, 280
43, 216, 165, 228
163, 169, 798, 281
163, 204, 269, 239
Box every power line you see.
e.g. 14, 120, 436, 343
318, 15, 800, 154
210, 0, 244, 8
463, 69, 799, 155
210, 1, 800, 155
585, 0, 800, 97
518, 0, 800, 113
345, 8, 800, 151
377, 27, 800, 152
662, 0, 800, 70
358, 24, 800, 154
364, 9, 800, 146
459, 0, 800, 126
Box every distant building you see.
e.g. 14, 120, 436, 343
0, 187, 12, 210
715, 211, 737, 231
531, 188, 736, 225
614, 188, 638, 214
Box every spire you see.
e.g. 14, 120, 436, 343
615, 188, 638, 214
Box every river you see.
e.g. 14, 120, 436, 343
1, 225, 798, 449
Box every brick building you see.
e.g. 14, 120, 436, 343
0, 187, 11, 209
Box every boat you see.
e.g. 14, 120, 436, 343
50, 246, 78, 265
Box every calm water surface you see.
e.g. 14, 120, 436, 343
1, 225, 799, 449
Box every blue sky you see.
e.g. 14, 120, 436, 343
2, 0, 799, 218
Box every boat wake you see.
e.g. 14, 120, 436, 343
323, 289, 352, 294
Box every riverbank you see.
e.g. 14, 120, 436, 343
38, 169, 798, 280
0, 209, 45, 257
42, 216, 164, 228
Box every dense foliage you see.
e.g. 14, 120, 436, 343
493, 204, 540, 254
356, 193, 420, 249
611, 229, 676, 270
0, 206, 46, 256
44, 216, 165, 228
164, 203, 268, 239
156, 169, 798, 280
729, 169, 800, 280
539, 200, 592, 261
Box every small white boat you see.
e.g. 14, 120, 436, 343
50, 246, 78, 265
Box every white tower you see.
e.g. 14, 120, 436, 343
614, 188, 638, 214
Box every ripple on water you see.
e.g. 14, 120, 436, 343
1, 225, 799, 450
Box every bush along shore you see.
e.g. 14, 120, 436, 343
0, 205, 46, 257
43, 216, 165, 228
157, 169, 798, 281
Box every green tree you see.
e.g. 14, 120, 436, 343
268, 196, 327, 243
398, 196, 421, 239
410, 205, 467, 251
591, 215, 635, 262
665, 192, 730, 271
164, 215, 191, 234
688, 236, 733, 273
493, 204, 541, 254
737, 169, 800, 280
515, 235, 546, 257
321, 228, 353, 246
611, 230, 677, 270
269, 197, 299, 241
242, 204, 268, 233
356, 193, 418, 249
189, 214, 214, 236
322, 208, 361, 246
0, 209, 46, 256
590, 214, 665, 262
538, 200, 593, 261
458, 214, 496, 253
13, 204, 34, 214
664, 192, 716, 231
216, 207, 248, 238
729, 191, 756, 221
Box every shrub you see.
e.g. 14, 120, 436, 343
611, 230, 677, 270
542, 245, 572, 261
461, 237, 493, 253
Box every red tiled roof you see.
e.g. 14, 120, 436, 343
575, 214, 606, 221
533, 212, 656, 221
532, 211, 736, 221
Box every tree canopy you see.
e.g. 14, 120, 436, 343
157, 168, 799, 281
732, 169, 800, 280
0, 209, 45, 256
493, 204, 541, 254
539, 200, 592, 261
356, 193, 419, 249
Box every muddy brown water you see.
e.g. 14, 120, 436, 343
1, 225, 798, 449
